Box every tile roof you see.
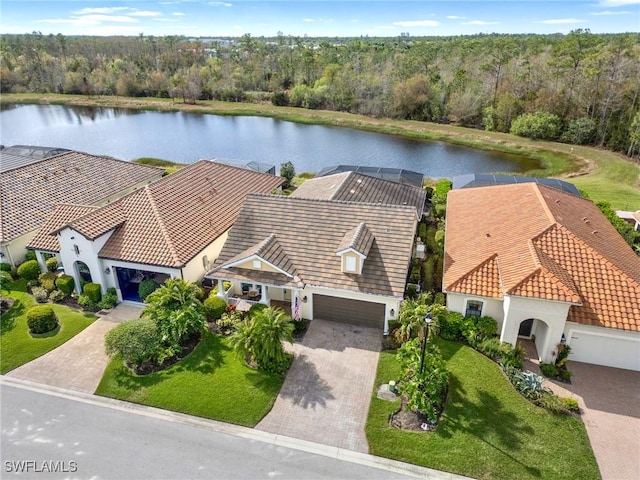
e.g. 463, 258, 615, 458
291, 171, 426, 218
223, 234, 298, 277
208, 195, 417, 298
444, 183, 640, 331
336, 222, 374, 257
0, 151, 163, 244
92, 161, 284, 267
26, 204, 98, 252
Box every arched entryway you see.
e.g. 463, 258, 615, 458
517, 318, 553, 363
74, 261, 93, 285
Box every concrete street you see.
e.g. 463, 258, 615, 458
1, 379, 466, 480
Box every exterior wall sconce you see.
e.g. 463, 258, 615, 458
302, 296, 308, 303
390, 308, 395, 317
104, 267, 111, 274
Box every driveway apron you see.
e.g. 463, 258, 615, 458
5, 304, 142, 394
256, 319, 380, 453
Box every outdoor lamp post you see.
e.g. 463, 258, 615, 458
419, 313, 433, 375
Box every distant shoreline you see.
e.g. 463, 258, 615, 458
3, 94, 639, 209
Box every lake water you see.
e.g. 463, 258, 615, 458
0, 104, 537, 177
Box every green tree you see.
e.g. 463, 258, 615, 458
229, 306, 294, 373
510, 111, 561, 140
142, 278, 206, 356
280, 161, 295, 189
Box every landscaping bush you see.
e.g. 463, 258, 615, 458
26, 305, 58, 334
24, 250, 37, 262
535, 391, 567, 414
562, 397, 580, 412
0, 262, 12, 273
217, 311, 243, 335
49, 289, 66, 303
83, 282, 102, 304
38, 272, 57, 292
138, 279, 159, 301
0, 271, 12, 293
476, 316, 498, 338
55, 274, 75, 296
248, 302, 268, 318
98, 291, 118, 310
78, 294, 99, 311
540, 363, 559, 378
510, 111, 561, 140
204, 295, 227, 321
438, 311, 465, 341
405, 283, 418, 298
433, 292, 445, 306
105, 318, 163, 369
45, 257, 58, 272
17, 260, 41, 281
31, 286, 49, 303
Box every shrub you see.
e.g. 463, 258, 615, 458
560, 117, 596, 145
510, 111, 561, 140
26, 305, 58, 334
105, 318, 163, 369
558, 368, 573, 381
204, 295, 227, 321
512, 370, 545, 400
433, 292, 445, 306
540, 362, 559, 378
476, 316, 498, 338
280, 161, 296, 189
478, 337, 502, 358
0, 262, 12, 273
439, 311, 465, 341
38, 272, 57, 292
17, 260, 41, 281
405, 283, 418, 298
536, 391, 567, 414
138, 279, 159, 301
562, 397, 580, 412
248, 302, 268, 318
45, 257, 58, 272
48, 289, 66, 303
55, 275, 75, 296
107, 287, 117, 296
497, 343, 524, 369
83, 282, 102, 303
271, 91, 289, 106
24, 250, 37, 261
77, 294, 99, 311
98, 292, 118, 310
31, 286, 49, 303
217, 311, 243, 335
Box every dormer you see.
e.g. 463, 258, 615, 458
336, 223, 374, 275
220, 234, 295, 277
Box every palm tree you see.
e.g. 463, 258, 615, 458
229, 306, 294, 373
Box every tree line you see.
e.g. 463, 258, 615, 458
1, 30, 638, 156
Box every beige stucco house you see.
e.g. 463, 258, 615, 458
27, 161, 283, 302
444, 183, 640, 371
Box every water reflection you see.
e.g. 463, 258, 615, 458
0, 104, 538, 177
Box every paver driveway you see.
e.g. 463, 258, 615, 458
256, 319, 381, 453
6, 304, 142, 394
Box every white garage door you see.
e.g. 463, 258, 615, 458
568, 330, 640, 371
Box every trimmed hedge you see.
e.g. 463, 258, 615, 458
204, 295, 227, 321
138, 279, 159, 301
248, 302, 268, 318
55, 274, 75, 296
45, 257, 58, 272
83, 282, 102, 303
0, 263, 12, 272
17, 260, 41, 281
38, 272, 57, 292
26, 305, 58, 334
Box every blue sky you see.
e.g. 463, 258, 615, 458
1, 1, 638, 37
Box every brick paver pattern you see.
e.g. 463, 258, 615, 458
256, 319, 381, 453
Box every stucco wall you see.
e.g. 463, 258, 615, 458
446, 293, 505, 329
1, 232, 33, 267
564, 322, 640, 371
181, 232, 229, 283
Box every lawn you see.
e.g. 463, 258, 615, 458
0, 280, 97, 374
366, 339, 600, 480
95, 331, 284, 427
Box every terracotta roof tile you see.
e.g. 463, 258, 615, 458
208, 195, 417, 298
292, 171, 426, 218
444, 183, 640, 331
447, 254, 503, 298
27, 204, 98, 252
0, 151, 163, 243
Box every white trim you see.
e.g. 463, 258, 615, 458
310, 283, 403, 301
335, 247, 367, 260
567, 328, 640, 344
221, 254, 293, 278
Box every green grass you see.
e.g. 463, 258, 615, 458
366, 339, 600, 480
95, 331, 284, 427
133, 157, 185, 175
0, 280, 97, 374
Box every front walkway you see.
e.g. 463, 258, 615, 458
6, 303, 142, 394
520, 340, 640, 480
256, 319, 381, 453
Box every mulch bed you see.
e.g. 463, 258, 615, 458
389, 390, 446, 432
292, 319, 310, 342
0, 296, 16, 315
130, 332, 202, 375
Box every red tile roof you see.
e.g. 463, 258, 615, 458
444, 183, 640, 331
27, 204, 98, 252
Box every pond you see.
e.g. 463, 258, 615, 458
0, 104, 537, 177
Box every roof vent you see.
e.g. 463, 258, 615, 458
592, 230, 599, 235
356, 179, 362, 184
486, 233, 491, 237
555, 199, 561, 204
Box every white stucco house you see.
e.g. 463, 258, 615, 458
27, 161, 283, 303
0, 151, 164, 267
443, 182, 640, 371
204, 193, 418, 333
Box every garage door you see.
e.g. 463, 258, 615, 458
569, 330, 640, 371
313, 294, 385, 329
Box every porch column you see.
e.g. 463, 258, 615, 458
259, 284, 269, 305
216, 279, 225, 298
35, 251, 48, 272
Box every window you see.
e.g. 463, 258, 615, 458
73, 245, 80, 255
465, 300, 483, 318
252, 259, 262, 269
345, 255, 357, 272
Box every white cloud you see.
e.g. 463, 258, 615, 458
172, 12, 186, 16
303, 18, 315, 23
129, 10, 162, 18
302, 17, 333, 23
208, 2, 232, 6
539, 18, 585, 24
462, 20, 500, 25
39, 14, 139, 25
598, 0, 640, 5
392, 20, 440, 27
72, 7, 129, 15
590, 10, 631, 15
351, 19, 360, 23
446, 15, 466, 20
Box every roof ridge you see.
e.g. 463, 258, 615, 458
532, 183, 557, 224
247, 192, 418, 211
144, 186, 182, 266
446, 253, 500, 292
330, 171, 356, 200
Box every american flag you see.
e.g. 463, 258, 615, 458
294, 295, 300, 321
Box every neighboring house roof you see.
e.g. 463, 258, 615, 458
27, 204, 98, 253
37, 161, 284, 268
292, 171, 426, 218
444, 183, 640, 331
336, 222, 374, 257
212, 158, 276, 175
0, 151, 163, 244
452, 174, 582, 196
316, 165, 425, 189
0, 145, 71, 173
207, 194, 417, 298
